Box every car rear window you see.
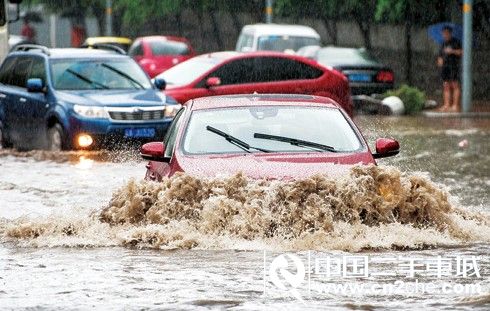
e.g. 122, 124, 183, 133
150, 40, 190, 56
317, 48, 379, 66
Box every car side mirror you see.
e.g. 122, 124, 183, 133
206, 77, 221, 88
372, 138, 400, 159
26, 78, 44, 93
140, 142, 169, 162
154, 78, 166, 90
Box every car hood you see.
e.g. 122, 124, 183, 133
56, 89, 171, 107
175, 152, 375, 179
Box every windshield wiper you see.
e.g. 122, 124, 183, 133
206, 126, 271, 153
101, 63, 145, 89
253, 133, 337, 153
66, 69, 109, 89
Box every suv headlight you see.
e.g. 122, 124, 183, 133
73, 105, 109, 119
164, 104, 182, 118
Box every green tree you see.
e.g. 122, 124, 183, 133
375, 0, 446, 83
275, 0, 377, 48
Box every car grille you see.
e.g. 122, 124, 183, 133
108, 109, 164, 121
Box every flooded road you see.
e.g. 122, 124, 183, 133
0, 116, 488, 310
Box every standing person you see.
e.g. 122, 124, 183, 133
20, 17, 36, 43
437, 26, 463, 112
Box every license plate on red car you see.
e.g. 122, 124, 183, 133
124, 128, 155, 138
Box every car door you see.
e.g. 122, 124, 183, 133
0, 56, 17, 136
2, 56, 33, 147
24, 56, 49, 148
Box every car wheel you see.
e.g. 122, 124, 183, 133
47, 123, 65, 151
0, 124, 12, 149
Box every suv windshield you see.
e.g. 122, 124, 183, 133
183, 106, 362, 154
257, 35, 320, 52
157, 57, 218, 86
51, 58, 152, 90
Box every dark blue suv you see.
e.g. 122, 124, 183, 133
0, 45, 180, 150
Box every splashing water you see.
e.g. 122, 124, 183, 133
2, 165, 489, 251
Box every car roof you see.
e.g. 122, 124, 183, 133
9, 48, 128, 59
84, 37, 132, 45
136, 35, 190, 43
189, 94, 340, 110
197, 50, 312, 62
241, 23, 320, 38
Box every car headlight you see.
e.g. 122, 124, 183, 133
164, 104, 182, 118
73, 105, 109, 119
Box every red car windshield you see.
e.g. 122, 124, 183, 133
156, 57, 219, 86
182, 106, 362, 154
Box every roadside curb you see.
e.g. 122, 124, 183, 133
422, 111, 490, 118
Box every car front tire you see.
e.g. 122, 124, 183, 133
47, 123, 65, 151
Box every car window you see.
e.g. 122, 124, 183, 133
257, 36, 320, 52
28, 57, 47, 85
10, 57, 32, 88
206, 58, 255, 85
149, 40, 190, 56
235, 33, 253, 51
183, 106, 362, 155
163, 107, 185, 158
128, 41, 144, 56
0, 1, 5, 26
0, 57, 16, 85
254, 57, 323, 82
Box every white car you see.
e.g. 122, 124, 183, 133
235, 23, 320, 53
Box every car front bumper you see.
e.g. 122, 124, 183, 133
67, 115, 172, 149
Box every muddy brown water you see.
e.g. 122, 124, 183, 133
0, 116, 488, 310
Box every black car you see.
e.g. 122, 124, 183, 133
297, 46, 394, 97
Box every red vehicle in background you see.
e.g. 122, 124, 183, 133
140, 94, 399, 181
128, 36, 196, 78
153, 51, 353, 116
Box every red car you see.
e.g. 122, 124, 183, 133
154, 51, 353, 116
128, 36, 196, 78
140, 94, 399, 181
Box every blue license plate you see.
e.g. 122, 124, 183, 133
124, 128, 155, 138
349, 74, 371, 82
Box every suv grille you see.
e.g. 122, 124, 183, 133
108, 109, 164, 121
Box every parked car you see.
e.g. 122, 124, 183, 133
236, 23, 320, 52
0, 45, 180, 151
82, 37, 133, 52
154, 51, 353, 116
140, 94, 399, 181
297, 46, 394, 96
128, 36, 196, 78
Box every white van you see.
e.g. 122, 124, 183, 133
235, 23, 321, 53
